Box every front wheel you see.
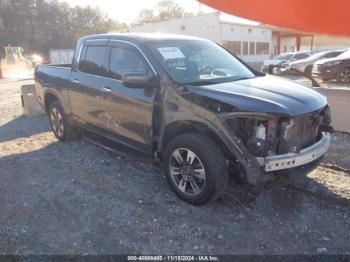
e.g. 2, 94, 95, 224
336, 68, 350, 83
163, 133, 228, 205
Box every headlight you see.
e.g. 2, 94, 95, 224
325, 61, 341, 67
322, 106, 332, 126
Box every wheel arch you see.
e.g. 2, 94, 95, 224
159, 120, 235, 161
44, 91, 60, 113
304, 64, 313, 73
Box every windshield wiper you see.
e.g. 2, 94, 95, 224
184, 80, 217, 86
231, 76, 255, 82
185, 76, 256, 86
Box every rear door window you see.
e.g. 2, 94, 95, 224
294, 53, 309, 60
79, 46, 108, 77
325, 52, 341, 58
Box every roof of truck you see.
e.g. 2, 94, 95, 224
81, 32, 208, 43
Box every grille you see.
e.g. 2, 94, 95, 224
278, 115, 320, 154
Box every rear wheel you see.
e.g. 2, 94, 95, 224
336, 68, 350, 83
163, 133, 228, 205
48, 100, 80, 141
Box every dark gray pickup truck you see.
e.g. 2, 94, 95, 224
35, 33, 332, 205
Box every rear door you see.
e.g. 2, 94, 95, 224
100, 40, 158, 154
69, 40, 112, 131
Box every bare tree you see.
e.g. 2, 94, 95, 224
134, 0, 193, 25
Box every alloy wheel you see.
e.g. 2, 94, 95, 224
169, 148, 206, 196
50, 107, 64, 137
338, 68, 350, 83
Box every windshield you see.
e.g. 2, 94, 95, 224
338, 49, 350, 58
274, 53, 293, 60
149, 39, 255, 85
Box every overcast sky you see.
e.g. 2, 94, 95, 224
64, 0, 216, 24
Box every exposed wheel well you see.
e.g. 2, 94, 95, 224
304, 65, 312, 72
160, 121, 234, 161
44, 93, 59, 112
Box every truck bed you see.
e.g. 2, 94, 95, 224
35, 64, 72, 80
34, 64, 73, 109
40, 63, 72, 68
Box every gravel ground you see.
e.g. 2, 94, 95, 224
0, 79, 350, 255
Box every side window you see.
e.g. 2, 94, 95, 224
325, 52, 340, 58
294, 53, 309, 60
108, 46, 149, 80
79, 46, 108, 77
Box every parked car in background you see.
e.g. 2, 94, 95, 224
312, 49, 350, 83
287, 50, 345, 77
262, 51, 311, 74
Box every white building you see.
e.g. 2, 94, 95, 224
124, 12, 272, 64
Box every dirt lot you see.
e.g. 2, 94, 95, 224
0, 79, 350, 255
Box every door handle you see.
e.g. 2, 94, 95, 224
101, 86, 112, 92
72, 79, 80, 84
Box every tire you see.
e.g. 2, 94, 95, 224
48, 100, 80, 141
336, 68, 350, 83
163, 133, 228, 205
304, 65, 312, 78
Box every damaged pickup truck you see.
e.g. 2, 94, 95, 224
35, 33, 332, 205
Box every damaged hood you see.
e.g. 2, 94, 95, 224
187, 75, 327, 117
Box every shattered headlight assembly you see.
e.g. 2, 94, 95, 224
222, 113, 272, 157
245, 120, 269, 157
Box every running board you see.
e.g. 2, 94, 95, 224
83, 131, 156, 163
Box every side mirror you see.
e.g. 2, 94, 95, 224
121, 72, 154, 87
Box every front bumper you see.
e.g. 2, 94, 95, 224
259, 132, 331, 172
